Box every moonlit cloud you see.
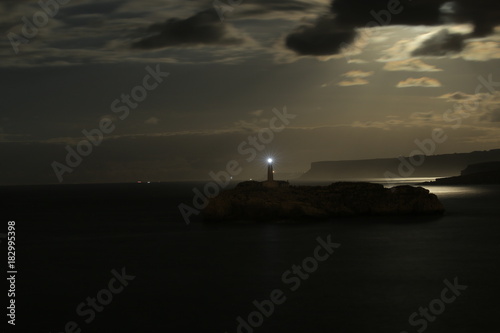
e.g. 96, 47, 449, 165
397, 77, 443, 88
460, 41, 500, 61
383, 59, 443, 72
437, 91, 483, 102
342, 70, 374, 78
338, 78, 370, 86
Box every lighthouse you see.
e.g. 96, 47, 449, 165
267, 158, 274, 182
261, 157, 289, 188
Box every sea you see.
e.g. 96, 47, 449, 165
2, 179, 500, 333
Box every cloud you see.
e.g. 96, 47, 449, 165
338, 78, 369, 86
397, 77, 442, 88
323, 72, 373, 87
409, 111, 440, 122
284, 0, 500, 57
383, 58, 443, 72
412, 29, 465, 56
379, 28, 500, 63
342, 70, 374, 78
282, 0, 441, 56
132, 9, 246, 49
436, 90, 500, 125
233, 0, 329, 21
285, 15, 357, 56
437, 91, 481, 101
144, 117, 159, 125
460, 41, 500, 61
347, 59, 369, 64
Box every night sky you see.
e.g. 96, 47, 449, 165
1, 0, 500, 185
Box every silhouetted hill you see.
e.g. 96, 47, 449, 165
461, 161, 500, 176
427, 161, 500, 185
431, 170, 500, 185
301, 149, 500, 180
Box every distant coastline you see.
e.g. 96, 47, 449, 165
301, 149, 500, 180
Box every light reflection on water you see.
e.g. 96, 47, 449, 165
419, 185, 485, 197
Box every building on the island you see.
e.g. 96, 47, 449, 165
267, 158, 274, 181
263, 158, 289, 188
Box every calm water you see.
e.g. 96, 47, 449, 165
3, 181, 500, 332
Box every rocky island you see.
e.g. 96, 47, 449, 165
203, 181, 444, 222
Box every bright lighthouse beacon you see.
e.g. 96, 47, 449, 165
267, 158, 274, 182
263, 157, 289, 188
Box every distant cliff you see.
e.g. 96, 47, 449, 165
301, 149, 500, 180
203, 182, 444, 222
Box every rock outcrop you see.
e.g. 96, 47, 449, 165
203, 182, 444, 222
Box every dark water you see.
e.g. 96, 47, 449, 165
3, 182, 500, 332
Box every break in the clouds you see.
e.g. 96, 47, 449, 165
397, 77, 442, 88
383, 59, 443, 72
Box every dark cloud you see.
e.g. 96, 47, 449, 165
0, 0, 31, 7
454, 0, 500, 36
132, 9, 244, 49
412, 29, 465, 56
247, 0, 314, 12
235, 0, 322, 17
59, 1, 127, 16
285, 15, 356, 56
285, 0, 500, 56
330, 0, 442, 27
